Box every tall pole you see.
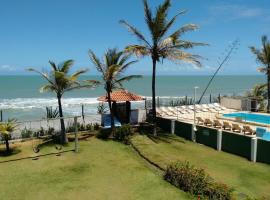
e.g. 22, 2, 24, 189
198, 39, 239, 104
194, 87, 198, 126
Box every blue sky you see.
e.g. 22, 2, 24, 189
0, 0, 269, 75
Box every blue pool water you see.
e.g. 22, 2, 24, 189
223, 112, 270, 125
223, 112, 270, 141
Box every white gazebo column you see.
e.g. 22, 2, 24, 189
171, 120, 175, 135
251, 137, 257, 162
217, 129, 222, 151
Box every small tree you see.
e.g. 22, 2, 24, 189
250, 35, 270, 113
0, 119, 17, 153
28, 60, 98, 143
88, 48, 141, 129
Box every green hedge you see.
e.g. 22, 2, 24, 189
175, 121, 192, 141
196, 126, 217, 149
222, 131, 251, 160
257, 139, 270, 164
156, 117, 171, 132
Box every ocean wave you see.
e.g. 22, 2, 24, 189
0, 97, 100, 110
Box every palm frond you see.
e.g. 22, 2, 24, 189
89, 49, 105, 76
168, 24, 199, 44
154, 0, 171, 33
159, 10, 187, 38
27, 68, 55, 86
70, 69, 88, 81
165, 50, 202, 67
115, 75, 142, 84
49, 61, 57, 71
257, 67, 268, 73
106, 64, 121, 80
143, 0, 154, 34
60, 59, 74, 73
40, 84, 56, 93
124, 45, 150, 57
119, 20, 151, 47
119, 60, 138, 73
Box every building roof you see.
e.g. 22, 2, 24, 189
98, 90, 143, 102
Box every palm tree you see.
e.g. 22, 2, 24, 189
246, 84, 267, 111
88, 48, 141, 129
28, 60, 98, 143
120, 0, 206, 124
250, 35, 270, 113
0, 119, 17, 153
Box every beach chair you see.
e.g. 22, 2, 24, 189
196, 104, 208, 112
243, 126, 255, 135
188, 105, 201, 113
213, 119, 222, 128
204, 118, 213, 127
208, 104, 222, 111
196, 117, 204, 125
213, 103, 226, 110
232, 123, 242, 133
223, 121, 232, 130
167, 107, 178, 115
202, 104, 216, 112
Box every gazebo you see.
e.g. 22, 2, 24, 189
98, 90, 144, 124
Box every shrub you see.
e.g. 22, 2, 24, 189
164, 161, 233, 200
114, 124, 133, 144
96, 128, 111, 140
21, 127, 33, 139
93, 123, 100, 130
86, 123, 93, 131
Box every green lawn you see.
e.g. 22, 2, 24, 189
131, 134, 270, 199
0, 138, 191, 200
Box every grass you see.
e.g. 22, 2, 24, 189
131, 133, 270, 199
0, 138, 191, 200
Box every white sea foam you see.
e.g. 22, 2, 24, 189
0, 97, 100, 110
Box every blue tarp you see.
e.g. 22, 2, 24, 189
103, 114, 121, 128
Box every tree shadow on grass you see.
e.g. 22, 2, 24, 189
146, 132, 187, 144
0, 147, 21, 157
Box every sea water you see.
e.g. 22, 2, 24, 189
0, 75, 265, 121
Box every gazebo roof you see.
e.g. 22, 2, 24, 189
98, 90, 143, 102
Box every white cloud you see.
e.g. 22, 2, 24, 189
0, 65, 16, 72
206, 4, 269, 23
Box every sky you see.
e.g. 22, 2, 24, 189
0, 0, 269, 75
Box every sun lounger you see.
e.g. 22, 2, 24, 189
213, 103, 226, 110
202, 104, 217, 112
196, 117, 204, 125
223, 121, 231, 130
213, 119, 222, 128
204, 118, 213, 127
243, 126, 255, 135
188, 105, 201, 113
196, 105, 208, 112
208, 104, 222, 111
232, 123, 242, 133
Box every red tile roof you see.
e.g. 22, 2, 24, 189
98, 90, 143, 102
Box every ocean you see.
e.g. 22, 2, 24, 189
0, 75, 265, 121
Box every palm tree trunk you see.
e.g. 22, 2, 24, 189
57, 94, 66, 144
107, 90, 115, 135
5, 138, 10, 153
267, 72, 270, 113
152, 57, 157, 136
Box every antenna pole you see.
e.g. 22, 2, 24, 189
198, 40, 239, 104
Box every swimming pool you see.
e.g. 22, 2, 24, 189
223, 112, 270, 141
223, 112, 270, 125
